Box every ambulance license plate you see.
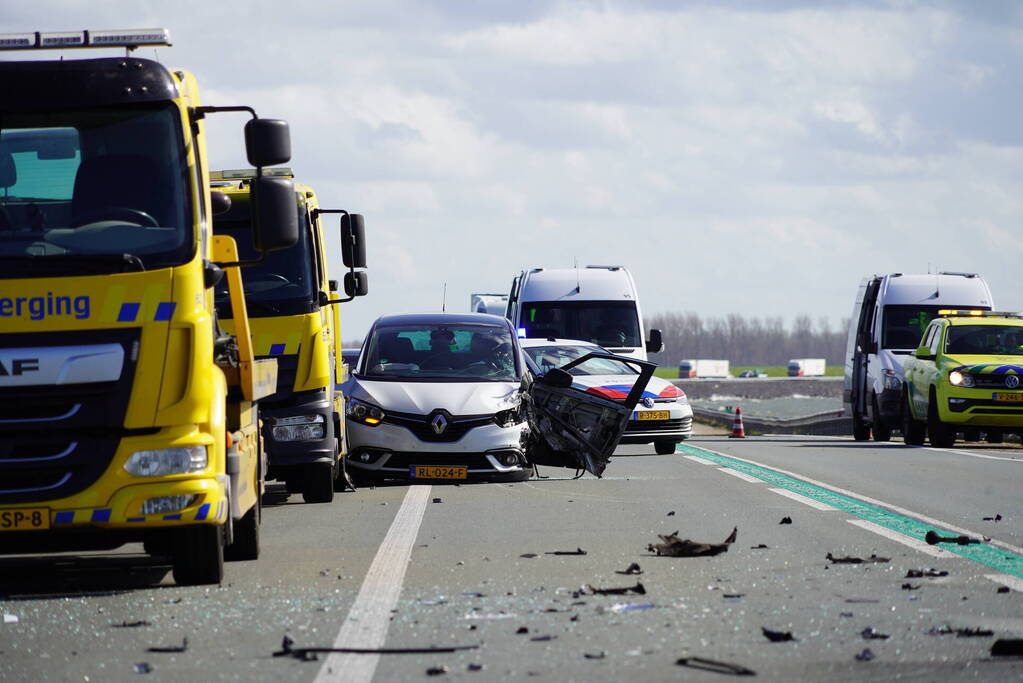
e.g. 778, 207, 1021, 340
0, 508, 50, 531
411, 466, 467, 479
638, 410, 671, 421
993, 392, 1023, 402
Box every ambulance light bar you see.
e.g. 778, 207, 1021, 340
0, 28, 171, 51
937, 310, 1023, 319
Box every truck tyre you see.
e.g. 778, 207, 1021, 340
852, 415, 871, 441
901, 393, 926, 446
225, 503, 260, 561
302, 462, 335, 503
654, 440, 677, 455
171, 525, 224, 586
871, 396, 892, 441
926, 390, 955, 448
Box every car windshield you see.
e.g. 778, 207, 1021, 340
0, 103, 192, 276
945, 324, 1023, 356
213, 195, 317, 317
881, 305, 991, 349
521, 301, 641, 347
362, 323, 518, 381
523, 344, 637, 376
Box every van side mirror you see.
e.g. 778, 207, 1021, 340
342, 214, 367, 268
914, 346, 935, 360
645, 328, 663, 354
344, 271, 368, 297
540, 367, 573, 389
251, 175, 298, 252
244, 118, 291, 167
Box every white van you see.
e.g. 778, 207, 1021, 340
844, 272, 993, 441
505, 266, 662, 361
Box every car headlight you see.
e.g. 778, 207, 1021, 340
272, 414, 325, 441
494, 408, 524, 428
347, 398, 385, 426
883, 371, 903, 391
949, 370, 974, 387
124, 446, 207, 477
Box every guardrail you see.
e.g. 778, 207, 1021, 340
692, 406, 852, 436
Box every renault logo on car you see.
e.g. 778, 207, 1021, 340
430, 413, 448, 435
1006, 375, 1020, 389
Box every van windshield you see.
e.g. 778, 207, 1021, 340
521, 301, 641, 347
881, 305, 989, 350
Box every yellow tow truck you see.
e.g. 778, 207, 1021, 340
0, 29, 298, 584
210, 169, 368, 502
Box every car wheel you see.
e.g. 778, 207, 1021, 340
871, 395, 891, 442
654, 440, 677, 455
926, 389, 955, 448
902, 392, 926, 446
302, 462, 335, 504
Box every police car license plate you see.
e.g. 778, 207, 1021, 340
0, 508, 50, 531
993, 392, 1023, 402
411, 466, 467, 479
638, 410, 671, 421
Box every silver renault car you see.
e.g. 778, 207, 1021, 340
343, 312, 656, 483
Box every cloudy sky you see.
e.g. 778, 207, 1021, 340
5, 1, 1022, 339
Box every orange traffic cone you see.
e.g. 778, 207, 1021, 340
729, 407, 746, 438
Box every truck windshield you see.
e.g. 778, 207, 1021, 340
521, 301, 641, 347
214, 198, 317, 317
0, 103, 192, 276
524, 344, 637, 376
882, 305, 991, 349
945, 325, 1023, 356
362, 323, 518, 382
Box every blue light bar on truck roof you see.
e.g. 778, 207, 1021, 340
0, 28, 171, 51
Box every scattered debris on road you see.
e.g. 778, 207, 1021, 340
761, 627, 796, 642
901, 583, 921, 590
648, 527, 737, 557
146, 637, 188, 653
113, 620, 152, 628
272, 634, 480, 661
615, 562, 643, 575
982, 514, 1002, 521
467, 663, 484, 671
584, 651, 606, 660
516, 627, 529, 634
861, 627, 889, 640
666, 510, 675, 516
530, 635, 556, 642
926, 625, 994, 637
584, 582, 646, 596
750, 544, 769, 550
608, 602, 656, 612
133, 662, 153, 674
3, 614, 19, 624
997, 586, 1011, 593
854, 648, 875, 662
779, 516, 792, 525
826, 553, 890, 564
676, 656, 756, 676
991, 639, 1023, 657
924, 530, 983, 546
545, 548, 586, 555
906, 568, 949, 578
520, 553, 538, 559
426, 665, 448, 676
432, 498, 442, 504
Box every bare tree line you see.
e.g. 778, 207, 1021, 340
647, 312, 849, 366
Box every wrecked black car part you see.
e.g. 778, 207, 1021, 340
676, 656, 756, 676
649, 527, 737, 557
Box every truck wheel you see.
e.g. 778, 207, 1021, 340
901, 393, 926, 446
225, 503, 260, 561
986, 430, 1004, 443
171, 525, 224, 586
654, 440, 677, 455
852, 416, 871, 441
871, 396, 892, 441
926, 390, 955, 448
302, 462, 335, 503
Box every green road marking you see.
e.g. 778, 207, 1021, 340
678, 443, 1023, 579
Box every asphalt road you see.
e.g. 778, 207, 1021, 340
2, 426, 1021, 682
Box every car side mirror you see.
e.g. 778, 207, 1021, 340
251, 176, 299, 252
244, 118, 291, 167
645, 328, 663, 354
539, 367, 573, 389
914, 346, 935, 360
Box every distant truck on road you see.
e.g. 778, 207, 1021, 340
843, 272, 993, 442
678, 360, 730, 378
787, 358, 826, 377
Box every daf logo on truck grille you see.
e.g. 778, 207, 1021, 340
430, 413, 448, 435
1006, 375, 1020, 389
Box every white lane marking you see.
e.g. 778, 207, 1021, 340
846, 519, 953, 558
684, 455, 718, 465
985, 574, 1023, 592
314, 485, 432, 683
710, 433, 1023, 461
912, 445, 1021, 462
718, 467, 763, 483
769, 487, 837, 511
692, 443, 1023, 557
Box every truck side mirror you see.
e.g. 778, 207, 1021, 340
342, 214, 367, 268
645, 328, 664, 354
244, 118, 291, 167
914, 346, 935, 360
344, 270, 368, 297
251, 175, 298, 252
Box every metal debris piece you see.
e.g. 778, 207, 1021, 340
861, 627, 889, 640
723, 594, 744, 601
997, 586, 1011, 594
464, 612, 515, 620
676, 656, 755, 676
779, 516, 792, 525
530, 635, 556, 642
545, 548, 587, 556
516, 627, 529, 634
272, 634, 480, 659
520, 553, 538, 559
901, 583, 921, 590
432, 498, 442, 503
648, 527, 737, 557
113, 620, 152, 628
610, 603, 656, 612
134, 662, 153, 674
906, 568, 948, 578
926, 624, 993, 637
467, 663, 484, 671
426, 665, 448, 676
844, 598, 879, 604
585, 582, 646, 596
750, 544, 768, 550
147, 637, 188, 653
982, 514, 1002, 521
462, 592, 485, 598
991, 639, 1023, 656
826, 553, 890, 564
584, 651, 606, 660
925, 530, 982, 546
854, 648, 875, 662
3, 614, 19, 624
839, 612, 854, 618
667, 511, 675, 516
615, 562, 643, 575
761, 627, 795, 642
